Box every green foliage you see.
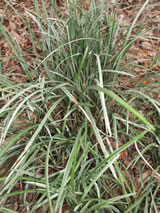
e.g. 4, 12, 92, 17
0, 0, 159, 212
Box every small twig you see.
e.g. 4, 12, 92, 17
135, 142, 160, 181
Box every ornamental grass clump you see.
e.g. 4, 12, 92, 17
0, 0, 159, 212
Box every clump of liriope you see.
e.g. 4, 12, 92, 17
0, 0, 159, 212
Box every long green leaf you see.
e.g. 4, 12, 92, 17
87, 129, 148, 181
0, 125, 38, 159
45, 140, 54, 213
90, 85, 155, 131
55, 128, 83, 211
